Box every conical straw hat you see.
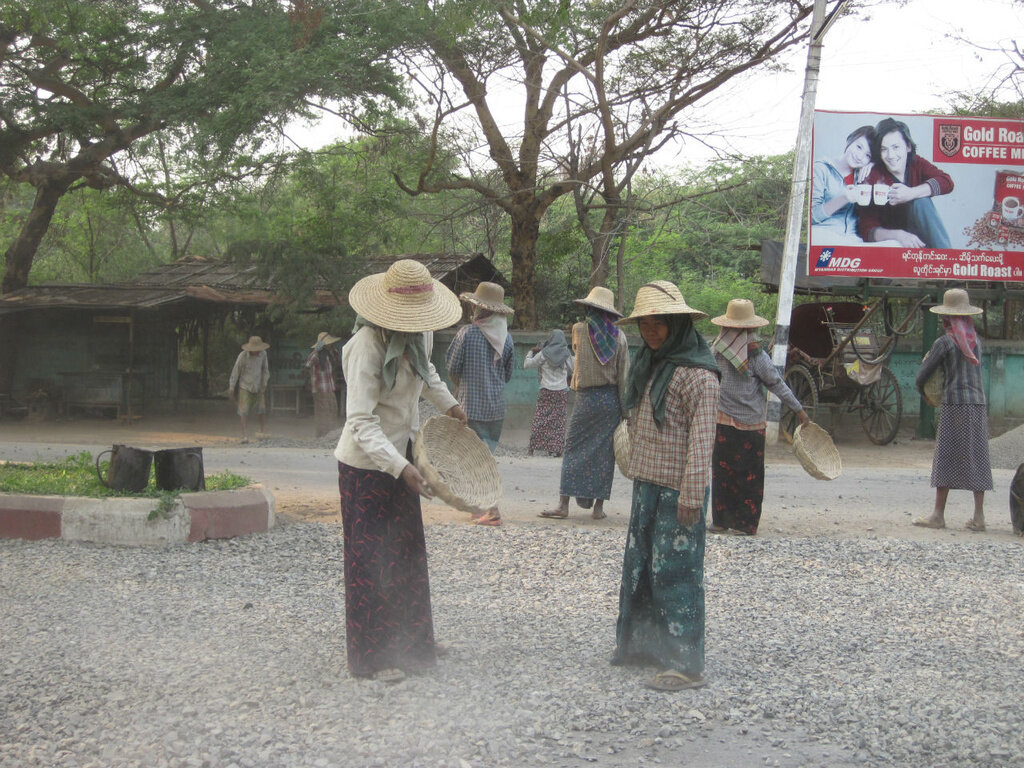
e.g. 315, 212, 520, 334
349, 259, 462, 333
616, 281, 706, 324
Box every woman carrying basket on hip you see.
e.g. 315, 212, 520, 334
913, 288, 992, 532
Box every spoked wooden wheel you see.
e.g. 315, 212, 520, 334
859, 367, 902, 445
781, 365, 818, 441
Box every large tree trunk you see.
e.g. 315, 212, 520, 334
0, 178, 73, 394
508, 211, 540, 330
2, 178, 73, 294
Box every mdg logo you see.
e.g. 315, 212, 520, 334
816, 248, 861, 270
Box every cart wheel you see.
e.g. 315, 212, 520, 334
860, 367, 902, 445
781, 366, 818, 441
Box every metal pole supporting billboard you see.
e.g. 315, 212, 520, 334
765, 0, 837, 445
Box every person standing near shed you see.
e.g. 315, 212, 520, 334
913, 288, 992, 532
305, 331, 341, 437
524, 329, 574, 457
228, 335, 270, 444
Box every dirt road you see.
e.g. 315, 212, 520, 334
1, 411, 1019, 540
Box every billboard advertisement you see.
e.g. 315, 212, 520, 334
809, 110, 1024, 281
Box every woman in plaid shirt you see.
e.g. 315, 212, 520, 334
611, 281, 721, 692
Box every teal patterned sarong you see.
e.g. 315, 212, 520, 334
612, 480, 707, 676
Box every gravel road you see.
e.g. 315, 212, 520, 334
2, 416, 1024, 767
3, 521, 1023, 768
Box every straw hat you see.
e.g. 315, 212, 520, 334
311, 331, 341, 348
616, 280, 706, 324
459, 281, 514, 315
241, 335, 269, 352
930, 288, 982, 316
710, 298, 769, 328
573, 286, 622, 317
348, 259, 462, 333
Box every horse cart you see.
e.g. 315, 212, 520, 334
780, 299, 924, 445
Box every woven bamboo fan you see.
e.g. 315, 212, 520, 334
413, 416, 502, 513
923, 367, 944, 408
613, 421, 632, 479
793, 422, 842, 481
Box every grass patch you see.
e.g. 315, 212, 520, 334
0, 451, 250, 499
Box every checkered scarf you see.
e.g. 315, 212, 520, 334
711, 328, 752, 372
586, 308, 619, 365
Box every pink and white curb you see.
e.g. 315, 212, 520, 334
0, 485, 276, 545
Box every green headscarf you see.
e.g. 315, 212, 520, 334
621, 314, 720, 427
352, 315, 432, 391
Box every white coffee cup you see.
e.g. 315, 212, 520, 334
873, 184, 890, 205
855, 184, 872, 206
1002, 196, 1022, 222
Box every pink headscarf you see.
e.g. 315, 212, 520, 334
943, 316, 979, 366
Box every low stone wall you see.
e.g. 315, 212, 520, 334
0, 486, 275, 546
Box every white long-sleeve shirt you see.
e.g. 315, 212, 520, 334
524, 350, 574, 391
334, 325, 458, 478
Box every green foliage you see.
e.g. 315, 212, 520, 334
0, 451, 250, 498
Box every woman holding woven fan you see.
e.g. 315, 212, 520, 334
540, 286, 630, 521
335, 259, 466, 684
913, 288, 992, 532
709, 299, 809, 536
611, 281, 720, 692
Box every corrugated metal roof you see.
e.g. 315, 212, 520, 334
0, 253, 504, 313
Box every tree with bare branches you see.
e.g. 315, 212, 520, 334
389, 0, 820, 327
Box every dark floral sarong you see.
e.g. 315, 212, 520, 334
528, 388, 569, 456
711, 423, 766, 534
612, 480, 707, 676
338, 461, 437, 677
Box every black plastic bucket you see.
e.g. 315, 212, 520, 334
154, 447, 205, 492
96, 445, 153, 493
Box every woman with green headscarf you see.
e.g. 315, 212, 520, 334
611, 281, 721, 692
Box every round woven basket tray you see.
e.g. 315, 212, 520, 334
793, 422, 842, 481
413, 416, 502, 513
613, 421, 632, 479
923, 367, 944, 408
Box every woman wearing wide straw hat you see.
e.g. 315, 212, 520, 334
540, 286, 630, 520
709, 299, 809, 536
444, 281, 515, 525
335, 259, 467, 683
305, 331, 342, 438
611, 281, 720, 692
913, 288, 992, 532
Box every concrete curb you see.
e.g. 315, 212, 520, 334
0, 485, 275, 546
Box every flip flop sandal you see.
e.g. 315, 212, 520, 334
912, 517, 945, 529
473, 514, 502, 526
591, 509, 607, 520
965, 519, 986, 532
707, 525, 728, 534
539, 509, 568, 519
644, 670, 707, 692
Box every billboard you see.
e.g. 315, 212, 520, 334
808, 110, 1024, 281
